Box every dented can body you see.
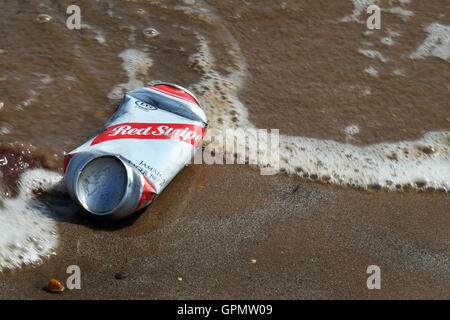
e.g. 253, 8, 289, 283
64, 83, 207, 219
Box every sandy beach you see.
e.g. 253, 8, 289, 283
0, 164, 449, 299
0, 0, 449, 299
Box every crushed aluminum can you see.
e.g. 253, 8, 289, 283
63, 83, 207, 219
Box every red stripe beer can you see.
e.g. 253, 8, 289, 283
63, 83, 207, 219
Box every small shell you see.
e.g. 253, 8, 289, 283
47, 279, 65, 293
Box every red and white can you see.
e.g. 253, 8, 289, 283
64, 83, 207, 219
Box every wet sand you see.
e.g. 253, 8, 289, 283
0, 164, 449, 299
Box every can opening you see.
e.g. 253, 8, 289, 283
76, 156, 128, 215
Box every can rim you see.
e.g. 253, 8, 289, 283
151, 82, 202, 107
74, 154, 131, 216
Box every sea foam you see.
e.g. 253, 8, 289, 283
409, 23, 450, 62
108, 49, 154, 100
0, 169, 61, 271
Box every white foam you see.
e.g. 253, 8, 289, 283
409, 23, 450, 62
384, 7, 414, 21
14, 74, 55, 110
387, 29, 401, 37
381, 29, 401, 45
358, 49, 389, 62
16, 90, 38, 110
81, 24, 107, 45
345, 125, 360, 136
393, 69, 405, 76
0, 127, 10, 135
0, 169, 61, 271
64, 75, 77, 82
364, 66, 379, 76
108, 49, 153, 100
33, 73, 53, 84
95, 32, 106, 44
135, 8, 147, 15
381, 37, 394, 46
276, 131, 449, 191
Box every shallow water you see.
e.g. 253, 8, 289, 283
0, 0, 449, 270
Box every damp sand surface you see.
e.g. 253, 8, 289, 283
0, 0, 449, 298
0, 165, 449, 299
